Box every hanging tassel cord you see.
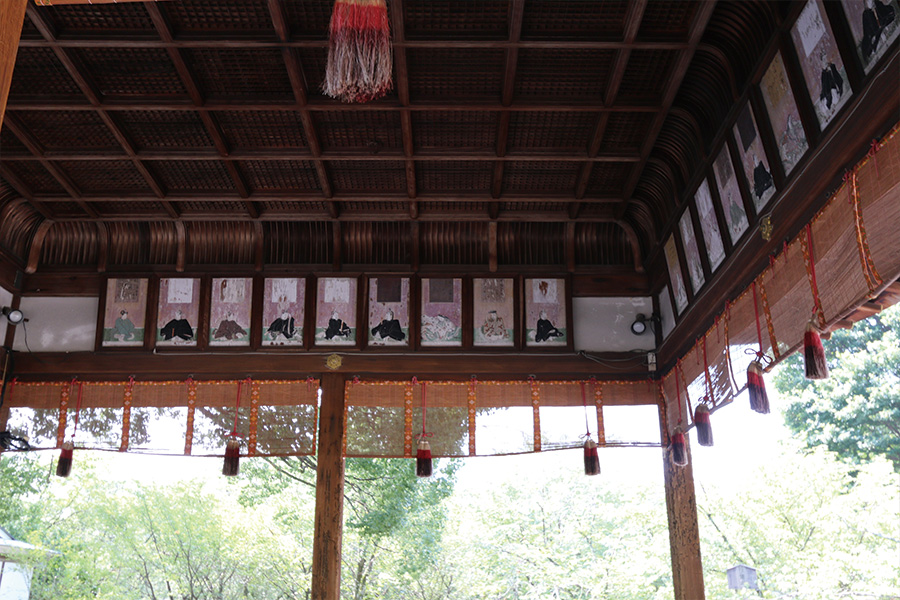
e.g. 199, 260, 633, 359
702, 336, 712, 409
414, 377, 433, 440
71, 379, 84, 442
675, 363, 683, 426
747, 282, 773, 367
230, 377, 252, 439
580, 381, 591, 440
806, 224, 826, 326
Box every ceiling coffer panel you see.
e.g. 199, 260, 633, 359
520, 0, 628, 41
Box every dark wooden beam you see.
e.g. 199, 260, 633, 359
311, 372, 346, 600
2, 151, 641, 163
389, 0, 417, 201
7, 100, 663, 114
618, 1, 718, 218
574, 0, 647, 200
17, 38, 690, 51
0, 0, 27, 129
490, 0, 525, 202
10, 351, 651, 382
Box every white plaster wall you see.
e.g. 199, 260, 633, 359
0, 286, 12, 345
572, 297, 655, 352
12, 297, 98, 352
658, 285, 676, 341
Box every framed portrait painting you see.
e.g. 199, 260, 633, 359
791, 0, 851, 129
733, 103, 777, 213
157, 278, 200, 347
712, 145, 750, 245
101, 278, 147, 347
262, 278, 305, 346
841, 0, 900, 74
368, 277, 409, 347
473, 278, 515, 347
678, 211, 705, 294
694, 179, 726, 272
525, 278, 567, 347
760, 51, 809, 176
209, 278, 252, 347
420, 278, 462, 347
664, 236, 688, 314
315, 277, 357, 346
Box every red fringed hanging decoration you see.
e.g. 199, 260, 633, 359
803, 224, 829, 380
670, 428, 688, 467
223, 378, 249, 477
669, 365, 689, 467
694, 337, 714, 446
414, 378, 433, 478
747, 283, 771, 414
324, 0, 393, 103
580, 381, 600, 476
694, 404, 712, 447
804, 320, 828, 380
57, 379, 82, 478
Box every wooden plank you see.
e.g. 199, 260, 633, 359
10, 351, 652, 383
311, 374, 346, 600
0, 0, 27, 129
660, 403, 705, 600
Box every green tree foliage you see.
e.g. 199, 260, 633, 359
698, 442, 899, 599
772, 306, 900, 471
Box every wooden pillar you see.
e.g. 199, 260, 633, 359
311, 372, 346, 600
660, 404, 705, 600
0, 0, 27, 129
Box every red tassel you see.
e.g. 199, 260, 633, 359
222, 438, 240, 477
324, 0, 393, 103
56, 441, 74, 478
804, 321, 828, 380
583, 439, 600, 476
670, 429, 687, 467
747, 360, 769, 414
416, 438, 432, 478
694, 404, 713, 447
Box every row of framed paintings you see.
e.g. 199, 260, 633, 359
664, 0, 898, 316
98, 275, 571, 351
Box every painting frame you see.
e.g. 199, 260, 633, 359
208, 277, 252, 347
760, 50, 810, 176
694, 178, 727, 272
791, 0, 852, 130
712, 144, 750, 245
261, 277, 306, 347
678, 210, 705, 294
367, 276, 410, 348
156, 277, 201, 348
420, 277, 463, 347
524, 277, 568, 348
314, 276, 358, 347
841, 0, 900, 74
733, 102, 777, 213
664, 235, 689, 315
473, 277, 515, 348
100, 277, 148, 348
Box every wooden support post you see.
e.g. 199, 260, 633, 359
311, 372, 346, 600
0, 0, 27, 129
660, 403, 705, 600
